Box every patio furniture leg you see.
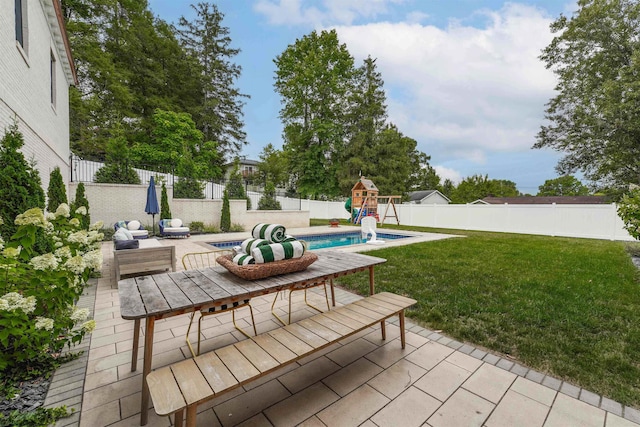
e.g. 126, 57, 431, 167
174, 409, 183, 427
400, 309, 406, 349
131, 319, 140, 372
330, 279, 335, 306
186, 405, 197, 427
140, 316, 155, 426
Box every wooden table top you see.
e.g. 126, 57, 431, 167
118, 251, 386, 320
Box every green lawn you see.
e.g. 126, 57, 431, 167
317, 221, 640, 407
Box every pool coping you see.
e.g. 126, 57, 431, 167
202, 225, 463, 253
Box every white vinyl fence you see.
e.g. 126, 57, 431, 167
303, 200, 635, 241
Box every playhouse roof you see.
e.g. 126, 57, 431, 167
352, 177, 379, 192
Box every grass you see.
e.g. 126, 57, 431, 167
316, 220, 640, 407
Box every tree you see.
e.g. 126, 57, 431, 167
617, 188, 640, 239
275, 29, 356, 198
94, 131, 141, 184
451, 175, 519, 203
47, 167, 68, 212
176, 2, 248, 157
257, 144, 288, 188
258, 181, 282, 210
160, 182, 172, 219
0, 123, 46, 240
226, 161, 251, 209
537, 175, 589, 196
410, 153, 441, 192
71, 182, 91, 229
337, 56, 388, 194
534, 0, 640, 189
220, 189, 230, 232
442, 179, 455, 199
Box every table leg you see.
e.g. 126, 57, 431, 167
330, 279, 335, 307
369, 266, 375, 295
131, 319, 140, 372
140, 316, 155, 426
399, 310, 406, 349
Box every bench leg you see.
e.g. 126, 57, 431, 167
131, 319, 140, 372
380, 320, 386, 341
186, 405, 197, 427
399, 310, 406, 349
174, 409, 184, 427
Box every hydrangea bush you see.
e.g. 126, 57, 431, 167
0, 204, 103, 375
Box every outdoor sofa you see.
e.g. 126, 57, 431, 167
114, 220, 149, 239
159, 218, 190, 238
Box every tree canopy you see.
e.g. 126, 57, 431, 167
535, 0, 640, 189
451, 175, 519, 203
537, 175, 589, 196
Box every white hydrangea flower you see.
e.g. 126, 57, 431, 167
70, 307, 90, 322
30, 253, 59, 270
65, 255, 86, 275
55, 203, 71, 218
75, 206, 87, 215
45, 212, 56, 221
2, 246, 21, 259
67, 231, 89, 245
83, 250, 103, 271
90, 221, 104, 231
69, 218, 80, 227
55, 246, 72, 260
0, 236, 4, 251
82, 319, 96, 333
0, 293, 36, 314
14, 208, 47, 227
35, 316, 54, 331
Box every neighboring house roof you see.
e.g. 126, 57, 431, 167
225, 159, 259, 167
408, 190, 451, 203
47, 0, 78, 85
481, 196, 610, 204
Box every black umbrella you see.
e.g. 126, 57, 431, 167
145, 176, 160, 236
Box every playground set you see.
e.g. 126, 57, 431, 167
346, 177, 401, 225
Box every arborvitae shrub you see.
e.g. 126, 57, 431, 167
220, 190, 231, 232
47, 166, 68, 212
160, 182, 172, 219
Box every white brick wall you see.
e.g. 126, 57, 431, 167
0, 0, 72, 194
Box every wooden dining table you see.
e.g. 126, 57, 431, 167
118, 250, 386, 425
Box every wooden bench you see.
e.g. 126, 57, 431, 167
146, 292, 416, 427
113, 239, 176, 281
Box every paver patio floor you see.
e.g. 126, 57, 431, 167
44, 227, 640, 427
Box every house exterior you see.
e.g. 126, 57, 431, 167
225, 159, 259, 180
477, 196, 610, 205
408, 190, 451, 204
0, 0, 77, 192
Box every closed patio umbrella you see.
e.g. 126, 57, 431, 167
145, 176, 160, 236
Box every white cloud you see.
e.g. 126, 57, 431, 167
254, 0, 405, 26
333, 3, 557, 165
434, 165, 462, 184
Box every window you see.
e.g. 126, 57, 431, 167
50, 50, 56, 107
15, 0, 28, 53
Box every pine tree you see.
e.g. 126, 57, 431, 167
47, 166, 68, 212
258, 181, 282, 210
0, 122, 46, 240
71, 182, 91, 229
160, 182, 172, 220
220, 189, 231, 232
226, 161, 251, 209
176, 2, 248, 156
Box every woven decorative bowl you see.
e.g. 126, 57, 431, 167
217, 252, 318, 280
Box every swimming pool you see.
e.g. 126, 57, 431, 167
209, 231, 411, 251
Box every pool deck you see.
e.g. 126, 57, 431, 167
43, 226, 640, 427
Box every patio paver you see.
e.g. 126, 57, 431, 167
41, 227, 640, 426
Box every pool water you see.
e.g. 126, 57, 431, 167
210, 231, 410, 251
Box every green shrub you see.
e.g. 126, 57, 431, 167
0, 206, 102, 376
94, 163, 141, 184
160, 183, 172, 220
46, 167, 67, 213
618, 188, 640, 240
190, 221, 204, 232
226, 162, 251, 209
70, 183, 90, 229
229, 223, 244, 232
0, 123, 46, 240
258, 181, 282, 210
220, 190, 231, 232
174, 177, 204, 199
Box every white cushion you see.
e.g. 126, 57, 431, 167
170, 218, 182, 228
114, 228, 134, 241
127, 220, 141, 231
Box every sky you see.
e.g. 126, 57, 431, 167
147, 0, 577, 194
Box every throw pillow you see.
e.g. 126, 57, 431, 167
127, 220, 141, 231
170, 218, 182, 228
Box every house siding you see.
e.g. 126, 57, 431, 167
0, 0, 72, 195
